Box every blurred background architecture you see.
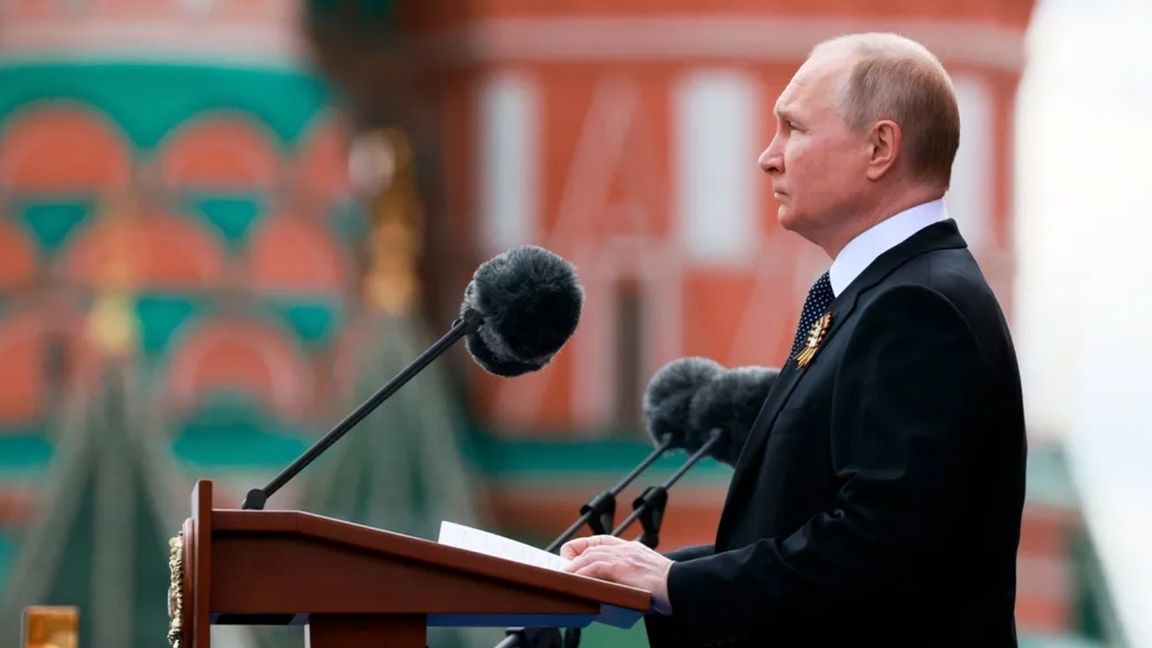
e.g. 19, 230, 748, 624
0, 0, 1138, 647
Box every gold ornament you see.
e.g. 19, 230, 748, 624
167, 534, 184, 648
794, 311, 832, 369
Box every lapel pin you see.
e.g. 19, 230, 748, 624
794, 311, 832, 369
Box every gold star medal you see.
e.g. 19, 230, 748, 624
794, 311, 832, 368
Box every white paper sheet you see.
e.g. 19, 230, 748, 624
436, 521, 648, 629
437, 521, 570, 572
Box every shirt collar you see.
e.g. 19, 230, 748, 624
828, 199, 949, 296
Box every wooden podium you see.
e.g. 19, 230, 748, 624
169, 481, 651, 648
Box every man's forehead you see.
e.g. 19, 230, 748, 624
774, 85, 798, 116
775, 52, 851, 114
773, 74, 814, 117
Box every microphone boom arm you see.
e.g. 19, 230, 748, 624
545, 433, 673, 551
241, 309, 484, 510
611, 429, 722, 544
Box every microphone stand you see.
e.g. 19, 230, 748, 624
546, 434, 674, 547
613, 429, 722, 549
495, 431, 719, 648
495, 434, 674, 648
241, 309, 483, 510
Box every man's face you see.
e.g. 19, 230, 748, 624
759, 52, 870, 242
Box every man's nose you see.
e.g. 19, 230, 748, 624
758, 139, 783, 175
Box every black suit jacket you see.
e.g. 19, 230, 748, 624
646, 220, 1026, 647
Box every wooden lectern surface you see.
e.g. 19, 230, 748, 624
179, 480, 651, 648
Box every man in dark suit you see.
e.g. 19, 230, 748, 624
562, 32, 1026, 646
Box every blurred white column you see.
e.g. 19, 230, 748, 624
1016, 0, 1152, 644
674, 69, 761, 266
477, 72, 539, 254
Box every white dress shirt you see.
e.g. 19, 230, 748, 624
828, 199, 950, 297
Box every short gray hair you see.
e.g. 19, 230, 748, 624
814, 33, 960, 188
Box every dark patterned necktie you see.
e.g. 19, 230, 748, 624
789, 271, 834, 358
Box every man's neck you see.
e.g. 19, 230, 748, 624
818, 186, 945, 259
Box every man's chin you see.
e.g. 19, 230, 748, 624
777, 208, 799, 232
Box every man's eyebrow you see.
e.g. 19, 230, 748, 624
775, 106, 797, 123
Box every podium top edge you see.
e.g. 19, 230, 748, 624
208, 508, 652, 613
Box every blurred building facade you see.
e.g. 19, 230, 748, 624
0, 0, 1122, 647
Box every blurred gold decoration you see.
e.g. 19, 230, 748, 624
86, 289, 137, 358
22, 606, 77, 648
167, 534, 185, 648
85, 192, 140, 357
352, 128, 424, 315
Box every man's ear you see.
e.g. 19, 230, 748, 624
865, 120, 901, 181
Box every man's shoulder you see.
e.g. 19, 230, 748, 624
851, 246, 1012, 354
867, 245, 998, 311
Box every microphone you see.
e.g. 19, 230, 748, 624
642, 356, 727, 448
241, 245, 584, 510
464, 246, 584, 376
609, 365, 779, 550
687, 366, 779, 466
546, 356, 725, 545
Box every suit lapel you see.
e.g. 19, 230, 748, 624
716, 220, 968, 541
719, 289, 860, 512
